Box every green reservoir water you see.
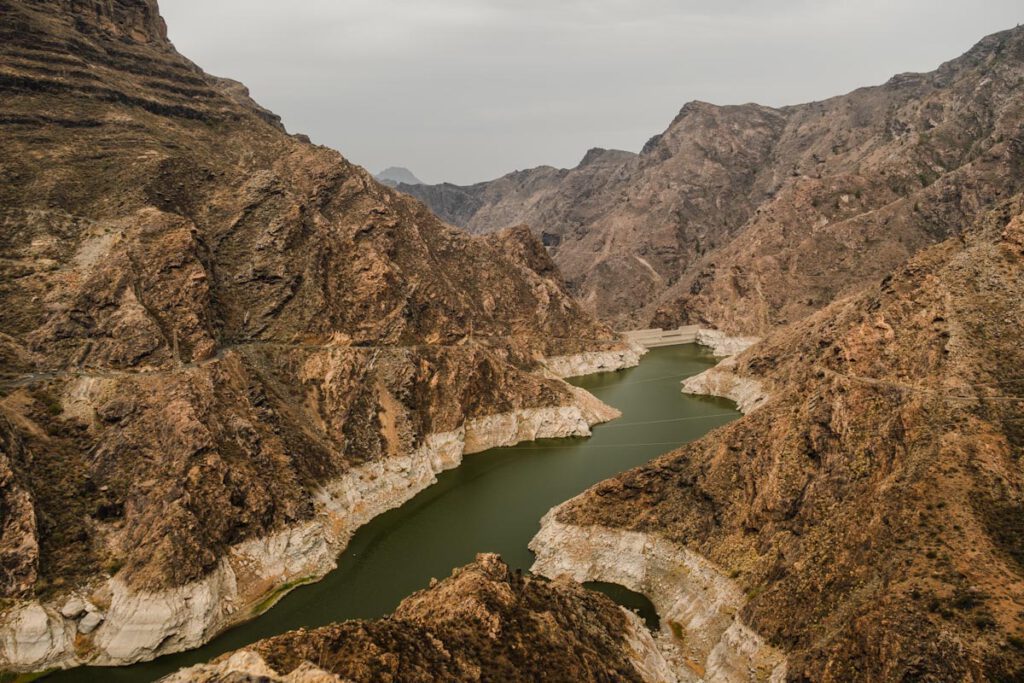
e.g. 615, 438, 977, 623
50, 344, 738, 682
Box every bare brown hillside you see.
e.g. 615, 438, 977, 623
404, 27, 1024, 334
0, 0, 632, 670
555, 199, 1024, 681
163, 554, 667, 683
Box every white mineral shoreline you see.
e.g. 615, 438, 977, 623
0, 352, 630, 674
530, 331, 785, 682
682, 330, 767, 413
693, 329, 760, 358
530, 513, 787, 683
542, 342, 646, 378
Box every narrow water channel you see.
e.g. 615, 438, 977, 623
50, 344, 739, 682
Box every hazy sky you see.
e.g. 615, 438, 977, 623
161, 1, 1022, 185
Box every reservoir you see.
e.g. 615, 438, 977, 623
49, 344, 739, 682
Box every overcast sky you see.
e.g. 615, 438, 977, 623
161, 1, 1022, 185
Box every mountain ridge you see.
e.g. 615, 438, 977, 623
402, 24, 1024, 334
546, 197, 1024, 680
0, 0, 638, 671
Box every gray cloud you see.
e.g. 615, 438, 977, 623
161, 0, 1023, 184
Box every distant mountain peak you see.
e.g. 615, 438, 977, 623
376, 166, 423, 186
578, 147, 636, 167
403, 22, 1024, 332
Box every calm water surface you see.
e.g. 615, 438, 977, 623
51, 345, 738, 682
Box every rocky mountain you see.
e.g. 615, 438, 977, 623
403, 27, 1024, 334
160, 185, 1024, 683
533, 198, 1024, 681
376, 166, 423, 187
0, 0, 639, 672
163, 553, 675, 683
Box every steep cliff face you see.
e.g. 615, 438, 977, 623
0, 0, 635, 670
542, 199, 1024, 681
25, 0, 170, 45
404, 26, 1024, 333
163, 554, 677, 683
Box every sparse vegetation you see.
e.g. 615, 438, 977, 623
977, 499, 1024, 570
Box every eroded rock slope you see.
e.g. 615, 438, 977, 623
163, 554, 676, 683
539, 199, 1024, 681
404, 27, 1024, 333
0, 0, 635, 670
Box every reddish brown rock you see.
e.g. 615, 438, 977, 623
404, 27, 1024, 334
163, 554, 667, 683
0, 0, 633, 668
554, 199, 1024, 681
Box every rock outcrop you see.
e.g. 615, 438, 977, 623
543, 343, 647, 379
533, 199, 1024, 681
681, 355, 767, 415
693, 329, 760, 358
0, 0, 637, 671
162, 553, 678, 683
403, 27, 1024, 335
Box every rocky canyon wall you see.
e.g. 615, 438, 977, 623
0, 0, 640, 671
